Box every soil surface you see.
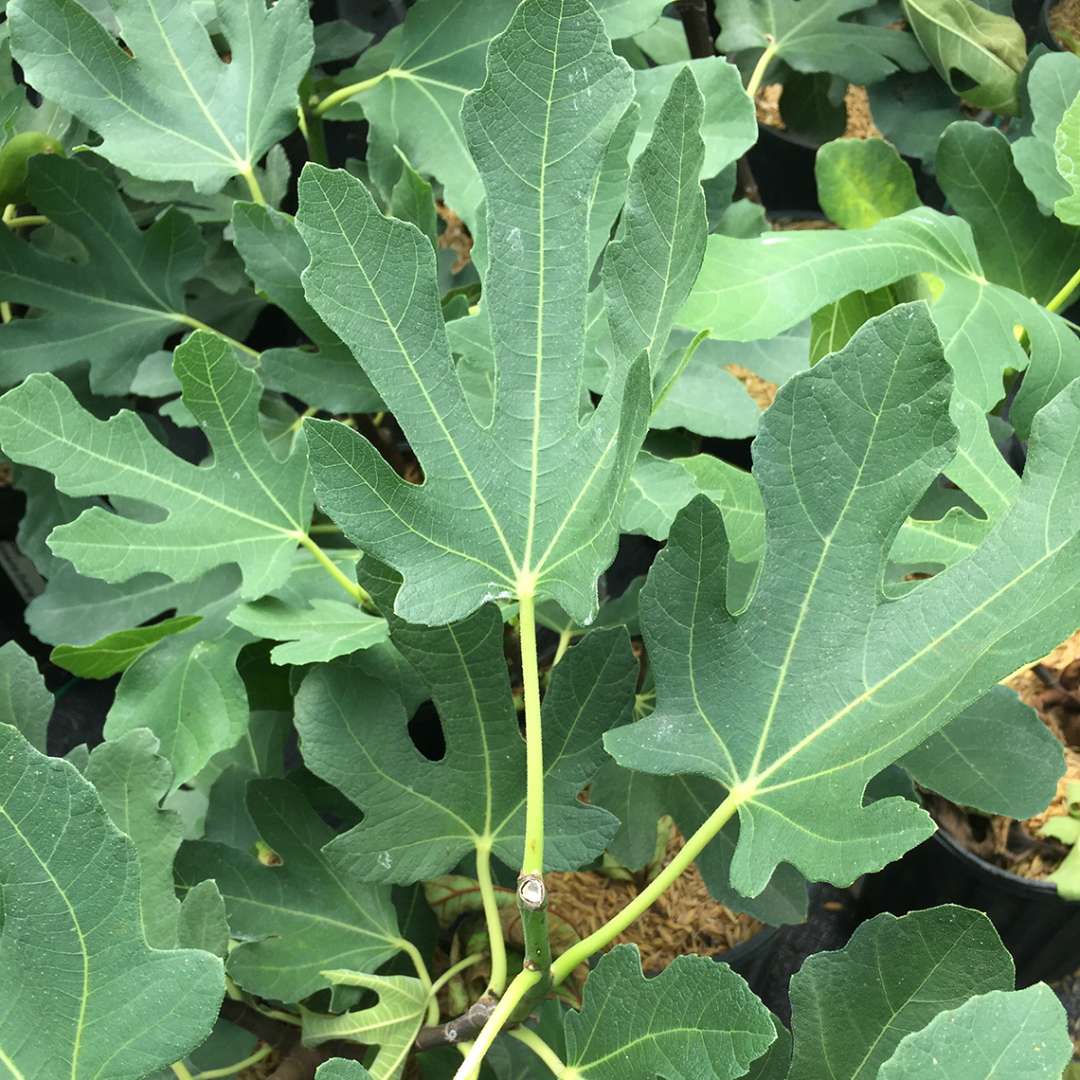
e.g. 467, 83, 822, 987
1050, 0, 1080, 52
755, 83, 880, 139
547, 828, 763, 971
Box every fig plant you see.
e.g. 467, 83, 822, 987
0, 1, 1079, 1079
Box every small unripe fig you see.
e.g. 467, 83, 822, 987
0, 131, 64, 205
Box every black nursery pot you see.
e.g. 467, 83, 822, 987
860, 825, 1080, 985
746, 124, 821, 213
719, 924, 784, 997
747, 123, 946, 216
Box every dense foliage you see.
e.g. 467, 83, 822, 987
1, 0, 1080, 1077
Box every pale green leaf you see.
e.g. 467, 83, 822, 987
177, 880, 228, 958
0, 641, 50, 752
86, 729, 184, 948
816, 138, 921, 229
176, 780, 403, 1003
104, 629, 248, 790
621, 452, 763, 561
809, 287, 899, 366
51, 614, 202, 678
650, 326, 809, 439
1012, 52, 1080, 210
682, 124, 1080, 499
10, 0, 313, 190
1055, 91, 1080, 226
297, 560, 635, 881
317, 1064, 371, 1080
888, 505, 991, 570
788, 907, 1014, 1080
901, 0, 1026, 114
604, 66, 706, 367
299, 0, 650, 625
629, 57, 757, 181
0, 724, 223, 1077
716, 0, 928, 84
606, 304, 1080, 895
899, 684, 1064, 818
228, 596, 387, 666
562, 944, 775, 1078
0, 331, 313, 600
877, 985, 1072, 1080
302, 971, 428, 1080
230, 202, 381, 414
0, 155, 203, 394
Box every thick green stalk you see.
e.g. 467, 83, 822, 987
293, 532, 369, 606
429, 953, 485, 1000
475, 841, 508, 995
550, 791, 741, 984
518, 592, 545, 875
453, 968, 542, 1080
313, 71, 388, 117
515, 591, 553, 1005
238, 164, 266, 205
744, 38, 777, 99
1047, 264, 1080, 314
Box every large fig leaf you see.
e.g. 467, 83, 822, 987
682, 123, 1080, 501
299, 0, 650, 625
176, 780, 404, 1003
716, 0, 927, 85
9, 0, 313, 191
606, 303, 1080, 895
0, 155, 204, 394
295, 561, 637, 881
561, 945, 775, 1079
787, 907, 1014, 1079
0, 724, 223, 1077
0, 331, 313, 600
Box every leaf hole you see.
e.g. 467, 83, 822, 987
408, 699, 446, 762
947, 68, 979, 94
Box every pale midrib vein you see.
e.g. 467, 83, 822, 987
146, 0, 248, 167
748, 355, 897, 777
317, 185, 519, 576
521, 2, 563, 573
198, 353, 303, 532
22, 11, 237, 169
9, 408, 296, 538
755, 533, 1072, 791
